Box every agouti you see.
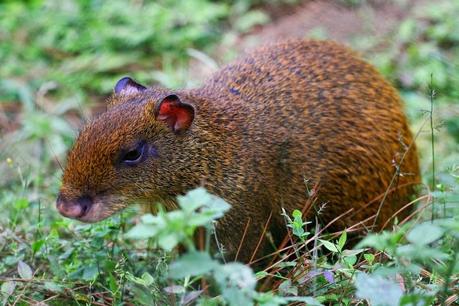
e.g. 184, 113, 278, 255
57, 40, 420, 263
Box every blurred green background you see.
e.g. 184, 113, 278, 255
0, 0, 458, 304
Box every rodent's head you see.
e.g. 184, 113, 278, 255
56, 77, 195, 222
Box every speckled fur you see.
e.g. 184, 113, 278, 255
60, 40, 420, 263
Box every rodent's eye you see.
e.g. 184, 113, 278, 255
120, 142, 146, 166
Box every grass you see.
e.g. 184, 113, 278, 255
1, 0, 458, 305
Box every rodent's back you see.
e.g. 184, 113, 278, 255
188, 40, 420, 230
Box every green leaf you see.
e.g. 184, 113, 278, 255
406, 223, 444, 245
214, 263, 257, 306
125, 223, 158, 240
17, 261, 33, 279
82, 265, 99, 280
157, 233, 180, 252
140, 213, 157, 224
355, 272, 403, 306
163, 285, 186, 294
342, 249, 365, 257
14, 198, 29, 209
255, 271, 269, 280
44, 282, 63, 293
221, 286, 253, 306
356, 232, 394, 251
338, 231, 347, 251
141, 272, 154, 286
169, 251, 218, 279
126, 272, 148, 286
32, 239, 45, 253
284, 296, 323, 306
1, 281, 16, 297
396, 244, 448, 261
343, 255, 357, 267
292, 209, 302, 219
108, 273, 118, 293
255, 291, 287, 305
201, 196, 231, 220
319, 239, 339, 253
278, 279, 298, 296
177, 188, 230, 219
177, 187, 212, 212
364, 253, 375, 265
234, 10, 269, 33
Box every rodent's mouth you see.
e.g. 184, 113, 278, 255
79, 198, 129, 223
75, 201, 105, 223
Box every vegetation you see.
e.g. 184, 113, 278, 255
0, 0, 457, 305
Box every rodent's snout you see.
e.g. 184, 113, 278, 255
56, 194, 93, 219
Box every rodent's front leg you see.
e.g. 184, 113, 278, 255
211, 206, 281, 266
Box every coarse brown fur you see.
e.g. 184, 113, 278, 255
58, 40, 420, 263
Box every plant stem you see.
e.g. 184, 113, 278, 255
440, 239, 459, 306
429, 73, 436, 221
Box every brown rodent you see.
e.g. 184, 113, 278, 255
57, 40, 420, 263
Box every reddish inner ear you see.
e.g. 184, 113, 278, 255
156, 97, 194, 133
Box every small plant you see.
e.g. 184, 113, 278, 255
126, 188, 323, 305
354, 218, 459, 305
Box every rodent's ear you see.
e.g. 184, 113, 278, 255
154, 95, 195, 134
114, 77, 146, 95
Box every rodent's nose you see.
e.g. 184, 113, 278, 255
56, 194, 93, 219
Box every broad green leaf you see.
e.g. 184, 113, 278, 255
292, 209, 302, 219
17, 261, 33, 279
234, 10, 269, 33
284, 296, 323, 306
32, 239, 45, 253
356, 232, 392, 251
163, 285, 186, 294
126, 272, 148, 286
1, 281, 16, 296
169, 251, 218, 279
214, 263, 256, 306
221, 286, 253, 306
158, 233, 180, 252
125, 223, 158, 240
406, 223, 444, 245
177, 187, 211, 212
342, 249, 365, 257
187, 212, 216, 227
255, 271, 269, 280
201, 196, 231, 219
278, 279, 298, 296
108, 273, 118, 293
364, 253, 375, 265
82, 265, 99, 280
396, 244, 448, 260
140, 214, 157, 224
319, 239, 338, 253
214, 262, 256, 289
44, 282, 63, 293
254, 291, 287, 305
338, 231, 347, 251
343, 255, 357, 267
355, 272, 403, 306
141, 272, 154, 286
182, 290, 204, 305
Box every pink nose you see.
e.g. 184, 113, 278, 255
56, 194, 92, 219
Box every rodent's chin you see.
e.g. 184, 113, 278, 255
79, 199, 128, 223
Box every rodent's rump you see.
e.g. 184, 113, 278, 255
57, 40, 420, 263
